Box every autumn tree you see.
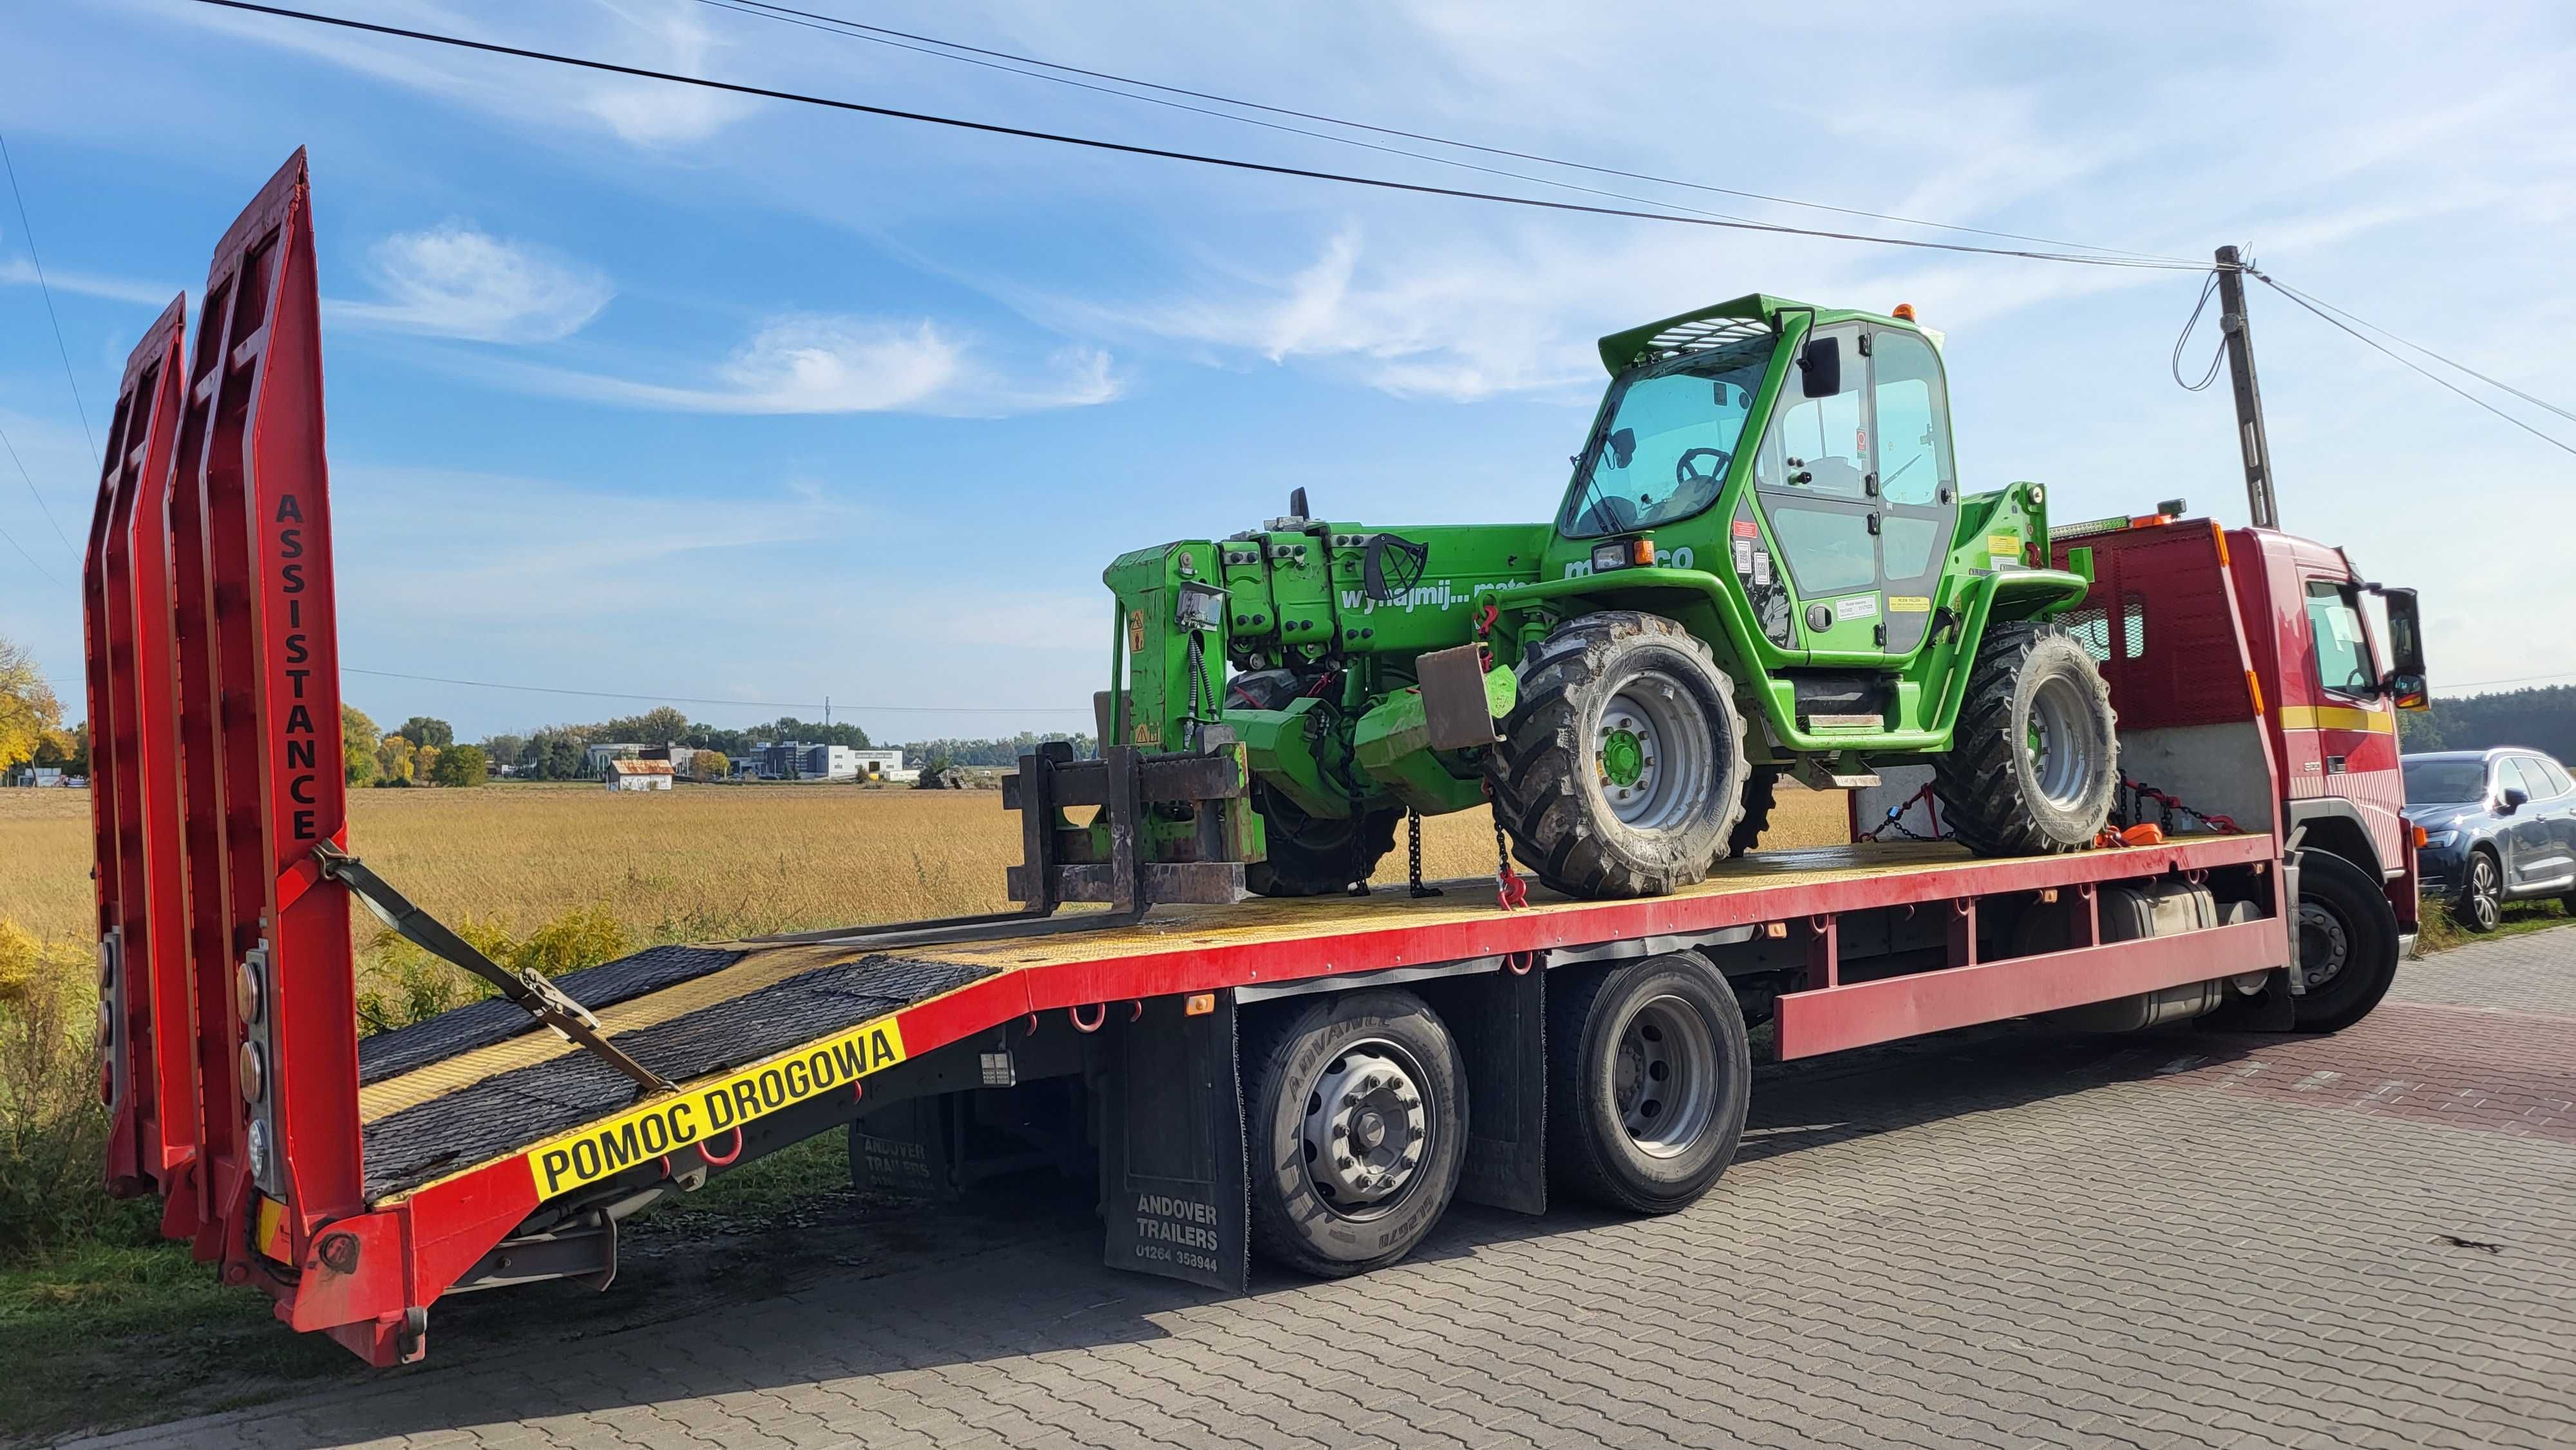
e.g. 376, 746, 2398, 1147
413, 744, 442, 784
690, 749, 730, 782
377, 733, 417, 786
1, 635, 72, 774
343, 705, 382, 787
431, 743, 489, 787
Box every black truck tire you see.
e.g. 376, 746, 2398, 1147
2293, 849, 2400, 1033
1245, 788, 1400, 898
1726, 766, 1780, 860
1492, 612, 1750, 898
1244, 988, 1467, 1276
1933, 622, 2119, 856
1547, 954, 1750, 1214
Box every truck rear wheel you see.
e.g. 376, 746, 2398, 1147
2293, 849, 2400, 1032
1547, 954, 1750, 1214
1492, 612, 1750, 898
1245, 789, 1400, 898
1933, 622, 2117, 856
1244, 988, 1466, 1276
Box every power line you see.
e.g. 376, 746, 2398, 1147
2260, 278, 2576, 428
709, 0, 2195, 266
2250, 272, 2576, 459
342, 665, 1087, 715
191, 1, 2208, 273
696, 0, 1781, 232
2436, 668, 2576, 693
0, 128, 100, 494
1, 419, 77, 573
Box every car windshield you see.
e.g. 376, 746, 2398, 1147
1560, 338, 1774, 539
2403, 758, 2489, 804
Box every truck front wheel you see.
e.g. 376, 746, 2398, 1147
1244, 989, 1467, 1276
2293, 849, 2400, 1032
1492, 611, 1750, 898
1548, 954, 1750, 1214
1934, 622, 2118, 856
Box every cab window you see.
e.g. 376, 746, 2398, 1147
1757, 334, 1868, 500
1870, 330, 1953, 506
2304, 581, 2374, 695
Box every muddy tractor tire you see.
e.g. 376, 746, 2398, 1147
1490, 612, 1750, 898
1934, 622, 2119, 856
1725, 766, 1781, 860
1246, 787, 1400, 898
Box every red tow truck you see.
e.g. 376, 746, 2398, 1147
83, 154, 2426, 1366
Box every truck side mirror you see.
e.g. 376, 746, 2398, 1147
2368, 584, 2426, 675
1797, 335, 1841, 399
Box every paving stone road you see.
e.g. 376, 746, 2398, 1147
91, 930, 2576, 1449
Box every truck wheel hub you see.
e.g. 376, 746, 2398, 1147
1305, 1043, 1427, 1214
2297, 902, 2349, 988
1611, 995, 1718, 1158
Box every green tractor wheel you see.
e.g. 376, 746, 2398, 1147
1492, 612, 1750, 898
1245, 787, 1402, 898
1933, 622, 2119, 855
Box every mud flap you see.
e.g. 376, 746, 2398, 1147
849, 1097, 958, 1200
1101, 993, 1247, 1290
1419, 967, 1548, 1215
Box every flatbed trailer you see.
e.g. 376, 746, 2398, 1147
82, 154, 2419, 1368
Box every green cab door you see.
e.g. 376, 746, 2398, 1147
1748, 323, 1960, 660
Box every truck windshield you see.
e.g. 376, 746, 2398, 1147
2402, 758, 2489, 804
1561, 338, 1773, 538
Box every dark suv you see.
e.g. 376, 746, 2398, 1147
2401, 748, 2576, 930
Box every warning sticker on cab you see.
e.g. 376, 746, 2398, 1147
525, 1016, 908, 1198
1887, 595, 1931, 613
1985, 532, 2018, 555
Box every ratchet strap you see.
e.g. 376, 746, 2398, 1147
313, 842, 676, 1097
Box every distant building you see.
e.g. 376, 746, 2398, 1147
605, 759, 675, 792
585, 742, 644, 776
851, 749, 917, 783
639, 744, 701, 776
748, 741, 875, 782
4, 766, 67, 787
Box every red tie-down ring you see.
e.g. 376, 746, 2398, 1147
1068, 1002, 1108, 1033
701, 1126, 744, 1167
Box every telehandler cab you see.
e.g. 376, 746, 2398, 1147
1077, 295, 2119, 903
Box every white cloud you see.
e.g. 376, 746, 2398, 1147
502, 314, 1123, 416
329, 223, 614, 344
0, 256, 178, 308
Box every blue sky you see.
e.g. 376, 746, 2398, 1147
4, 0, 2571, 744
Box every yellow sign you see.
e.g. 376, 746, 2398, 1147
1887, 595, 1931, 613
1985, 533, 2018, 555
524, 1017, 908, 1198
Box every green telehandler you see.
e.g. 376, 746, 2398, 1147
1060, 294, 2119, 905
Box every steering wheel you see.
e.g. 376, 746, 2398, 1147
1675, 447, 1732, 487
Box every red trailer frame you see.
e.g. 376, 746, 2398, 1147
83, 154, 2381, 1369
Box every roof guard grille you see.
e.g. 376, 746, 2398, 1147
1633, 315, 1772, 364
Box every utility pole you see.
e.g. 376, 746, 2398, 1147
2213, 245, 2279, 530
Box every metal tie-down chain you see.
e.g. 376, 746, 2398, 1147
1406, 810, 1442, 898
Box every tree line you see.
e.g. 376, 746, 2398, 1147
2397, 684, 2575, 762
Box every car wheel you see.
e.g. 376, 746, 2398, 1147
2455, 851, 2502, 933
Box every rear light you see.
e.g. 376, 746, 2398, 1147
239, 1043, 267, 1103
1185, 993, 1216, 1016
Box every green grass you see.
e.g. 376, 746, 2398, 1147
2414, 895, 2570, 955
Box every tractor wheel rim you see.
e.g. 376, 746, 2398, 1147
1300, 1039, 1432, 1220
1597, 672, 1714, 830
2027, 675, 2098, 808
2298, 902, 2349, 988
1613, 994, 1719, 1157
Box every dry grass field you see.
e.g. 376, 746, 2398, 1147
0, 778, 1847, 952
